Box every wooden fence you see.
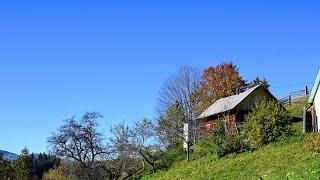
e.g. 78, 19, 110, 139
279, 86, 309, 106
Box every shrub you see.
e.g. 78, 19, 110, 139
213, 120, 250, 158
243, 100, 292, 149
192, 138, 217, 159
43, 168, 66, 180
216, 133, 250, 158
306, 133, 320, 153
156, 146, 185, 170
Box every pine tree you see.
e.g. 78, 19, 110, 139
13, 147, 33, 180
247, 77, 270, 90
0, 154, 14, 179
31, 152, 60, 179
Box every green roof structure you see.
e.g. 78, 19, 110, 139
308, 69, 320, 104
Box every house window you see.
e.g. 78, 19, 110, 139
206, 124, 211, 130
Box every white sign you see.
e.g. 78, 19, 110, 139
183, 123, 189, 150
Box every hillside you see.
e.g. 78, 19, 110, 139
286, 96, 309, 118
142, 99, 319, 180
0, 150, 19, 162
143, 122, 320, 179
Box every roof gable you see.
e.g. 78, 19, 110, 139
308, 69, 320, 104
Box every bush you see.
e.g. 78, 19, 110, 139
212, 120, 250, 158
243, 100, 292, 149
43, 168, 67, 180
156, 146, 185, 170
216, 133, 250, 158
306, 133, 320, 153
192, 139, 217, 159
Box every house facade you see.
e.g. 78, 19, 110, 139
196, 85, 277, 137
305, 69, 320, 132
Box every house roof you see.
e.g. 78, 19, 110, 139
197, 85, 263, 119
308, 69, 320, 104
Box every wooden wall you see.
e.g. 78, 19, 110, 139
200, 114, 236, 137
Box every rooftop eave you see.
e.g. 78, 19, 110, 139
308, 69, 320, 104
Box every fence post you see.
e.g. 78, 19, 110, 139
288, 93, 292, 106
305, 86, 309, 95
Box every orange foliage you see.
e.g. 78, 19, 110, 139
193, 62, 245, 113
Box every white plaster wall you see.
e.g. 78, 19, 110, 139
315, 89, 320, 131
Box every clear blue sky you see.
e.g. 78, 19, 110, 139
0, 0, 319, 154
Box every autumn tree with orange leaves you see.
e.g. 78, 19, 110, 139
192, 62, 246, 113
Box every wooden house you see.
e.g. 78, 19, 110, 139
305, 69, 320, 132
196, 84, 278, 136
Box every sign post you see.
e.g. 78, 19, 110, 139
183, 123, 189, 150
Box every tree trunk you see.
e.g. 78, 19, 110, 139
187, 141, 190, 161
142, 159, 145, 170
152, 164, 156, 174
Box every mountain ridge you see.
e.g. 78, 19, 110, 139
0, 150, 19, 162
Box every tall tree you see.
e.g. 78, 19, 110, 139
31, 153, 60, 179
108, 121, 139, 178
13, 147, 33, 180
131, 119, 159, 173
192, 62, 246, 113
48, 112, 110, 179
156, 103, 186, 147
247, 77, 270, 90
157, 66, 201, 158
158, 66, 201, 121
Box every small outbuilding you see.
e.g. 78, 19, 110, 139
305, 69, 320, 132
197, 84, 278, 137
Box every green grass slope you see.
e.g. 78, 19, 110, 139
143, 100, 320, 180
143, 123, 320, 180
286, 97, 309, 118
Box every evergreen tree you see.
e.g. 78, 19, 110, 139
31, 153, 60, 179
13, 147, 33, 180
247, 77, 270, 90
0, 154, 14, 179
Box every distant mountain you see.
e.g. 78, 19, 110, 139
0, 150, 19, 162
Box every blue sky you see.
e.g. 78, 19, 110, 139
0, 0, 319, 154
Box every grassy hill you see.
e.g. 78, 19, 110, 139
286, 97, 309, 118
142, 99, 320, 180
143, 122, 320, 180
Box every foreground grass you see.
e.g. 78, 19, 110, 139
142, 122, 320, 180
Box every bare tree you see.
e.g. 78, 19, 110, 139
48, 112, 110, 179
131, 119, 160, 173
110, 119, 160, 174
103, 156, 138, 180
158, 66, 201, 121
157, 66, 201, 160
107, 122, 143, 179
103, 158, 124, 180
